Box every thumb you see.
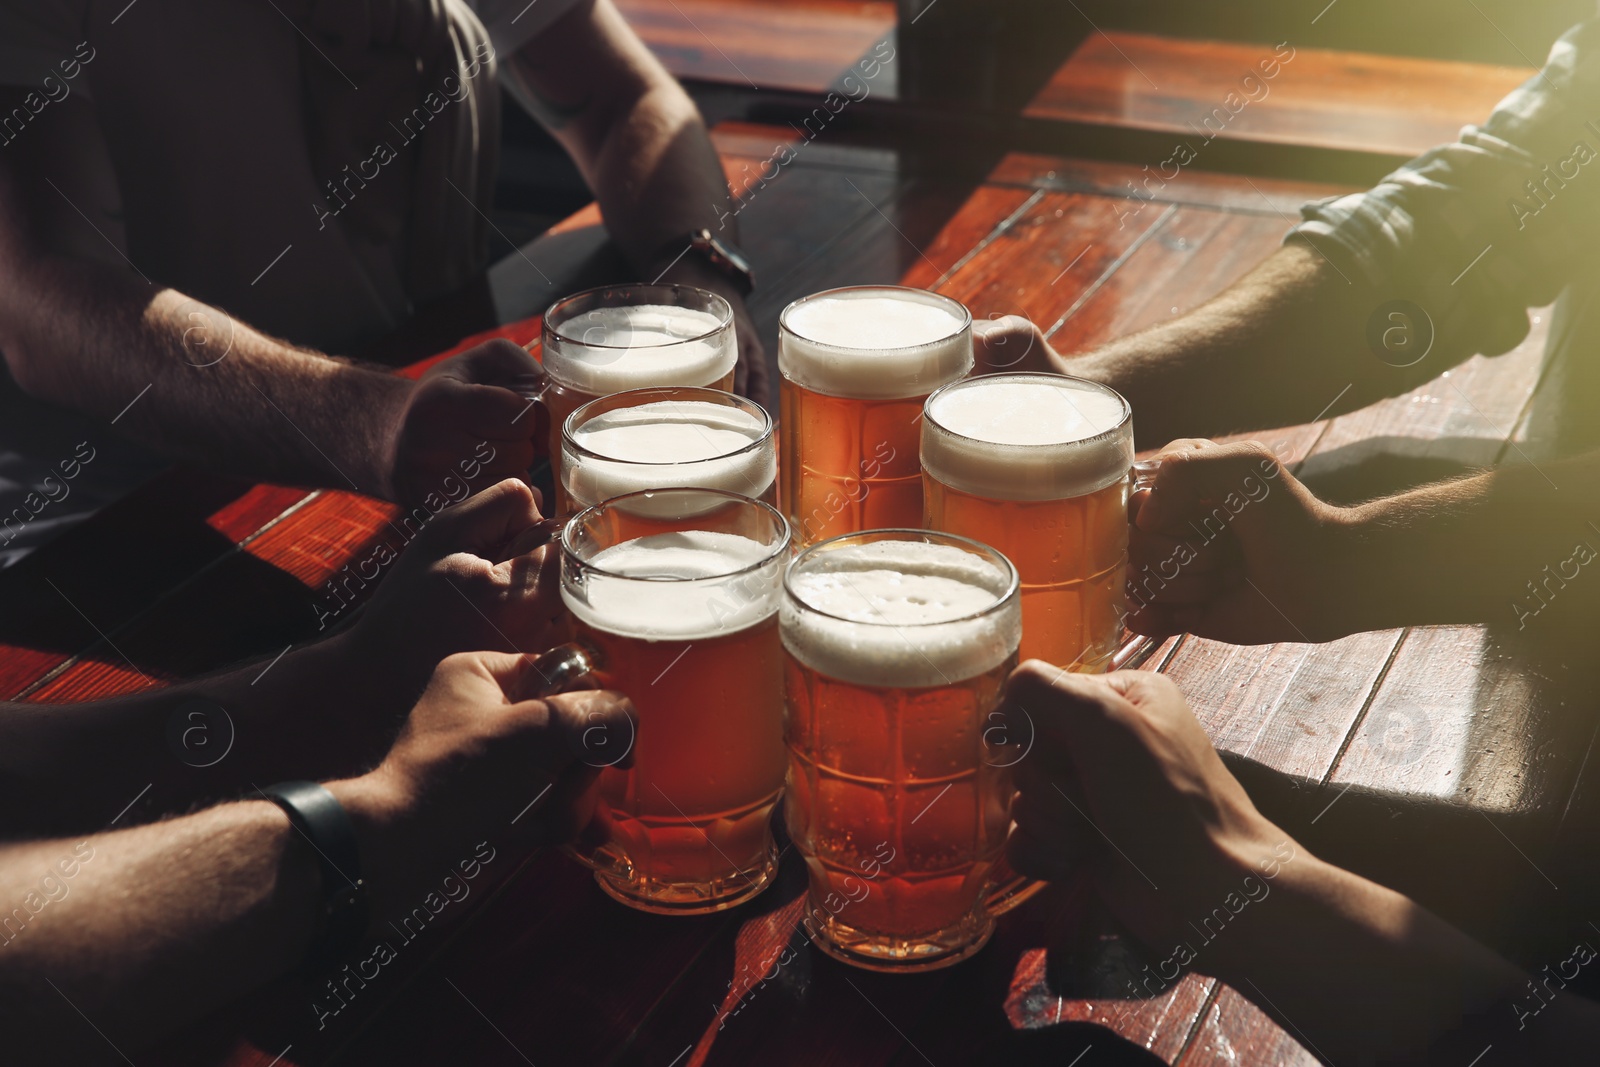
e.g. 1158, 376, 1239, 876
418, 477, 543, 557
999, 663, 1188, 815
972, 315, 1055, 374
539, 689, 637, 771
999, 661, 1134, 767
1135, 441, 1285, 535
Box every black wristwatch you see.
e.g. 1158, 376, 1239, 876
260, 781, 370, 973
654, 228, 755, 296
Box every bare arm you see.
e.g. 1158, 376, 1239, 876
0, 140, 410, 498
1005, 667, 1600, 1064
0, 650, 633, 1063
0, 130, 541, 505
498, 0, 769, 399
499, 0, 738, 269
1126, 439, 1600, 643
0, 478, 570, 838
1337, 452, 1600, 635
0, 629, 400, 838
1008, 243, 1454, 449
0, 802, 320, 1064
1212, 845, 1600, 1063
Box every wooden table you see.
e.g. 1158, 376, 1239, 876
7, 121, 1594, 1067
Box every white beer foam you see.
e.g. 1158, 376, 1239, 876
565, 400, 775, 505
779, 289, 972, 400
781, 539, 1020, 688
564, 530, 781, 641
922, 375, 1132, 501
546, 305, 735, 395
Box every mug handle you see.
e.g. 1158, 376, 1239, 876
525, 641, 598, 700
1131, 457, 1161, 492
523, 642, 620, 872
508, 358, 556, 473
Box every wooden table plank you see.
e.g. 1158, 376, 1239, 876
1026, 31, 1530, 160
11, 121, 1569, 1066
616, 0, 896, 96
319, 148, 1238, 1067
1047, 207, 1299, 360
0, 478, 311, 698
1179, 986, 1319, 1067
923, 190, 1174, 326
987, 153, 1355, 215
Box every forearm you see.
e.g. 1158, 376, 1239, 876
1219, 851, 1600, 1063
585, 80, 736, 267
0, 802, 318, 1062
0, 251, 410, 498
502, 0, 738, 269
0, 627, 424, 837
1332, 452, 1600, 634
1069, 244, 1433, 448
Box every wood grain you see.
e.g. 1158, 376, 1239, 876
1179, 985, 1319, 1067
987, 153, 1355, 215
1027, 31, 1531, 159
6, 98, 1574, 1064
616, 0, 896, 95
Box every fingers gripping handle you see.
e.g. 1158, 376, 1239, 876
523, 641, 619, 867
526, 642, 597, 701
1131, 458, 1161, 493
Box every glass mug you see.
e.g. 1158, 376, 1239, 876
780, 529, 1039, 971
778, 286, 972, 548
539, 489, 790, 914
517, 284, 738, 487
558, 386, 776, 514
922, 373, 1134, 671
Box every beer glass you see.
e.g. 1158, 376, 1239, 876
554, 489, 790, 914
922, 373, 1132, 672
778, 286, 972, 548
559, 386, 776, 513
523, 284, 738, 486
781, 530, 1036, 971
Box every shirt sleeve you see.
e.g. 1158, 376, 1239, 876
1286, 17, 1600, 359
469, 0, 589, 58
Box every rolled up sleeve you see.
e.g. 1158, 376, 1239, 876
1287, 18, 1600, 359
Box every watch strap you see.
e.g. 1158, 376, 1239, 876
649, 229, 755, 296
260, 780, 370, 972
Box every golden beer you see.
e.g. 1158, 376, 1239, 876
560, 387, 776, 513
778, 287, 972, 547
536, 284, 738, 485
922, 374, 1132, 671
781, 532, 1028, 970
559, 490, 790, 913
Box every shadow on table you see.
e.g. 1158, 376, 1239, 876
0, 470, 336, 688
969, 1024, 1166, 1065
